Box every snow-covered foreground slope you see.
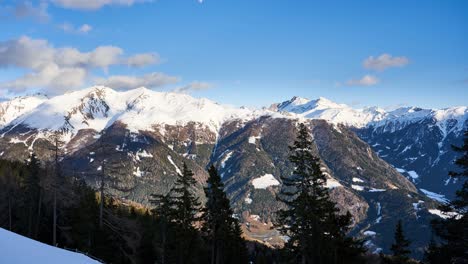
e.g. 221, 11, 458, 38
0, 228, 100, 264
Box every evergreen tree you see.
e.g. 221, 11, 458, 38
390, 220, 411, 262
24, 153, 41, 238
170, 162, 202, 264
150, 192, 177, 264
202, 165, 247, 264
429, 130, 468, 263
276, 123, 363, 264
49, 131, 64, 246
423, 236, 444, 264
137, 210, 157, 264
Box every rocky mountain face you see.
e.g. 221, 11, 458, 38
0, 86, 462, 258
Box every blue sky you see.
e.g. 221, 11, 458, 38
0, 0, 467, 109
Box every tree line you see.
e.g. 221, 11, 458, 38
0, 125, 466, 263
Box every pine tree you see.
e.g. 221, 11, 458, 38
276, 123, 363, 264
429, 130, 468, 263
24, 153, 41, 238
169, 162, 202, 264
423, 236, 444, 264
49, 131, 64, 246
390, 220, 411, 262
151, 192, 177, 264
202, 165, 247, 264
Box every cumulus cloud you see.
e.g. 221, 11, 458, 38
0, 36, 160, 94
3, 63, 87, 93
173, 81, 214, 93
363, 54, 409, 71
126, 53, 160, 67
94, 72, 180, 90
59, 23, 93, 34
51, 0, 146, 10
0, 1, 50, 22
346, 75, 379, 86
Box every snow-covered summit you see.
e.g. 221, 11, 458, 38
0, 93, 48, 128
2, 86, 269, 139
1, 89, 466, 141
273, 96, 467, 131
273, 96, 385, 128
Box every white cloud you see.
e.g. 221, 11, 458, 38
363, 54, 409, 71
173, 81, 213, 93
51, 0, 146, 10
126, 53, 160, 67
0, 36, 160, 94
94, 72, 180, 90
59, 23, 93, 34
0, 1, 51, 22
3, 63, 87, 93
78, 24, 92, 33
346, 75, 379, 86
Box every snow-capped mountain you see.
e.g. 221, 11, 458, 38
273, 96, 467, 200
0, 93, 48, 128
272, 96, 467, 131
4, 86, 265, 140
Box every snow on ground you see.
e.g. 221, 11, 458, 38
133, 167, 144, 177
351, 185, 364, 191
428, 209, 461, 219
0, 228, 100, 264
248, 136, 261, 144
395, 168, 406, 173
412, 200, 424, 211
420, 189, 449, 203
412, 200, 425, 218
220, 151, 233, 168
407, 171, 419, 179
244, 193, 253, 204
167, 155, 182, 175
352, 177, 364, 183
363, 231, 376, 236
375, 202, 382, 223
325, 178, 342, 188
369, 188, 386, 192
252, 174, 280, 189
136, 149, 153, 158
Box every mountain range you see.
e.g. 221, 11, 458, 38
0, 86, 466, 258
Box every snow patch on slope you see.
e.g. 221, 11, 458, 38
167, 155, 182, 175
420, 189, 449, 203
252, 174, 280, 189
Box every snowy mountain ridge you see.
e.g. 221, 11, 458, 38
273, 96, 467, 132
0, 93, 48, 128
0, 86, 276, 141
1, 87, 466, 142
